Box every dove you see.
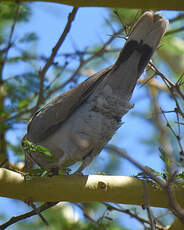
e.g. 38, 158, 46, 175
23, 11, 168, 173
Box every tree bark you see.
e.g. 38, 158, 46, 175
0, 168, 183, 208
4, 0, 184, 11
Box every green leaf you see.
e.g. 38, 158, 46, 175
23, 139, 58, 161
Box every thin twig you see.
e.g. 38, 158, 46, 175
150, 62, 184, 101
45, 28, 122, 100
0, 158, 8, 168
169, 13, 184, 23
149, 62, 184, 223
165, 26, 184, 36
105, 145, 166, 187
143, 182, 156, 230
0, 28, 122, 124
161, 108, 184, 156
32, 7, 79, 114
150, 63, 184, 121
76, 204, 104, 228
0, 2, 20, 75
103, 203, 168, 230
28, 201, 49, 226
0, 202, 57, 229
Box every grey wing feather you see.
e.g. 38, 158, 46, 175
27, 65, 113, 143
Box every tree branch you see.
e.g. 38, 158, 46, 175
33, 7, 78, 113
0, 168, 184, 208
4, 0, 184, 11
0, 202, 57, 229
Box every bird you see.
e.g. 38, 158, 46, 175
23, 11, 168, 174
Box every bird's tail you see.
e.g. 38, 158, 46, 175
105, 11, 168, 93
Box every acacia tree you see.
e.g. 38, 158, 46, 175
0, 2, 184, 230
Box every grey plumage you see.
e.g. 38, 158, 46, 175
24, 12, 168, 173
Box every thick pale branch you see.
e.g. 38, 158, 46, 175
170, 218, 184, 230
0, 168, 183, 208
5, 0, 184, 11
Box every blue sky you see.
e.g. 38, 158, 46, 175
1, 2, 180, 229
